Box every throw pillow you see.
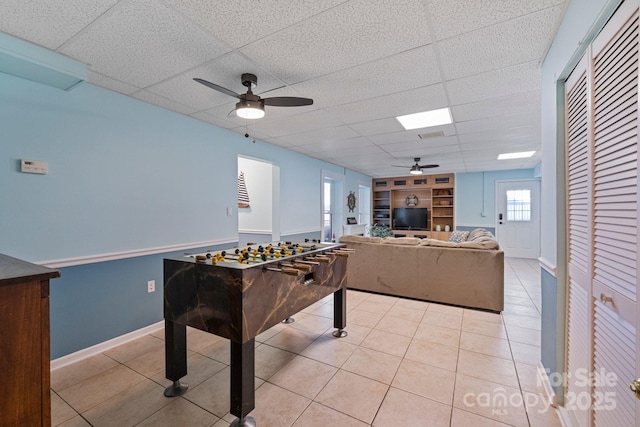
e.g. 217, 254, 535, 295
448, 230, 469, 243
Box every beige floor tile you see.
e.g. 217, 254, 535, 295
136, 397, 219, 426
393, 297, 430, 310
404, 338, 459, 371
392, 359, 456, 405
376, 315, 419, 337
57, 364, 146, 413
82, 379, 171, 427
460, 331, 512, 360
51, 391, 78, 426
289, 313, 334, 335
186, 326, 225, 353
453, 373, 528, 427
364, 293, 398, 306
199, 338, 231, 364
457, 349, 519, 389
510, 341, 541, 366
55, 415, 91, 427
504, 303, 540, 317
249, 382, 311, 427
51, 353, 120, 392
503, 313, 541, 331
505, 323, 541, 346
321, 322, 371, 346
504, 295, 537, 306
300, 334, 357, 367
292, 402, 368, 426
385, 304, 426, 322
150, 352, 226, 391
301, 300, 325, 314
124, 344, 167, 378
255, 322, 287, 343
348, 308, 384, 328
413, 322, 461, 347
103, 335, 165, 363
463, 309, 503, 324
450, 408, 512, 426
264, 327, 319, 354
268, 355, 337, 399
373, 387, 452, 427
184, 367, 230, 418
255, 344, 297, 380
503, 288, 531, 298
515, 362, 546, 395
359, 329, 412, 357
461, 316, 508, 339
428, 303, 464, 316
309, 302, 335, 318
342, 347, 402, 384
315, 370, 388, 424
422, 311, 463, 330
357, 300, 393, 314
523, 391, 563, 427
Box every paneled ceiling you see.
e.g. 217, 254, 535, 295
0, 0, 568, 177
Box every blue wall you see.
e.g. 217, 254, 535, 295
455, 169, 536, 231
0, 68, 370, 358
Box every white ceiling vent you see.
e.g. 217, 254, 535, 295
418, 131, 445, 139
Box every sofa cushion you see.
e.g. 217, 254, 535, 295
382, 236, 421, 245
448, 230, 469, 243
339, 235, 382, 244
419, 238, 460, 248
468, 228, 495, 241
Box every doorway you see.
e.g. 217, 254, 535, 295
495, 179, 541, 258
321, 170, 344, 242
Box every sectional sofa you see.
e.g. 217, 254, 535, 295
339, 229, 504, 312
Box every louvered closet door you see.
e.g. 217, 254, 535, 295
591, 1, 639, 425
564, 1, 640, 426
565, 52, 592, 427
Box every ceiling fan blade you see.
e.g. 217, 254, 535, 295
419, 164, 439, 169
263, 96, 313, 107
193, 78, 241, 98
392, 165, 410, 168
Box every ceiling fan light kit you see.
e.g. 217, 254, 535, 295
194, 73, 312, 120
394, 157, 439, 175
409, 165, 423, 175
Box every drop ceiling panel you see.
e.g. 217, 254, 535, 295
0, 0, 119, 50
438, 6, 563, 80
132, 90, 198, 116
164, 0, 348, 49
425, 0, 565, 40
60, 0, 232, 87
456, 111, 540, 135
293, 45, 442, 108
446, 61, 540, 105
274, 126, 361, 147
248, 109, 345, 138
451, 91, 540, 122
378, 136, 459, 153
349, 118, 404, 136
87, 70, 140, 95
326, 84, 449, 124
239, 0, 433, 84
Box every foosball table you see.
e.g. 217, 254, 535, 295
163, 241, 352, 426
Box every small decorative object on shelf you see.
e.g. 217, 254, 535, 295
368, 223, 393, 238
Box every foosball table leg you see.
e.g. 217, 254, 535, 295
332, 287, 348, 338
282, 317, 295, 324
164, 319, 189, 397
230, 339, 256, 426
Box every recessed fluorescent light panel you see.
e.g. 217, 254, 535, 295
498, 151, 536, 160
396, 108, 452, 130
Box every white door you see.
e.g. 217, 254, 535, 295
496, 179, 541, 258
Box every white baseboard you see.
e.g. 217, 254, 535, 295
51, 321, 164, 371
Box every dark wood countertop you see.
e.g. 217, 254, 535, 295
0, 253, 60, 286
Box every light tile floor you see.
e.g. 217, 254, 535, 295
51, 258, 562, 427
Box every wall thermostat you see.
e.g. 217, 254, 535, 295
21, 159, 48, 174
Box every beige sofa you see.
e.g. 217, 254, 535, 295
339, 229, 504, 312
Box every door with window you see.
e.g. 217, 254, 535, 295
496, 179, 541, 258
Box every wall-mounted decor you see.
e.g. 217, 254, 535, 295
347, 217, 357, 225
405, 194, 418, 207
347, 191, 356, 212
238, 171, 250, 208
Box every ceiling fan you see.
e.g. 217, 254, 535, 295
193, 73, 313, 119
393, 157, 439, 175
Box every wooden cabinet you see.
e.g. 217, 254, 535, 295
0, 254, 60, 427
372, 173, 454, 238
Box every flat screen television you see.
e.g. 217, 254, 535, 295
393, 207, 428, 230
